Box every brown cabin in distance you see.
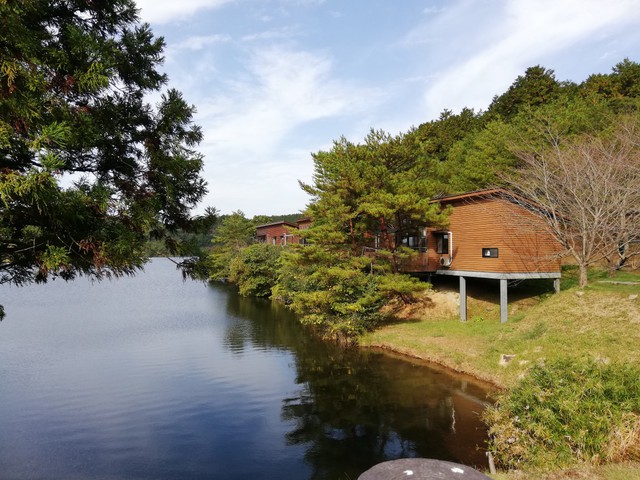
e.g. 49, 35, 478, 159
400, 188, 562, 323
255, 218, 311, 246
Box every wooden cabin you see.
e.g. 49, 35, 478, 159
255, 218, 312, 246
402, 189, 562, 322
256, 190, 562, 322
255, 221, 299, 246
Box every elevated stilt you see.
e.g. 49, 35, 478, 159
500, 279, 508, 323
459, 276, 467, 322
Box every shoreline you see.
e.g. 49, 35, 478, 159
361, 342, 505, 392
360, 281, 640, 480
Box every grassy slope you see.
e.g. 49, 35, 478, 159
362, 268, 640, 388
360, 267, 640, 479
489, 462, 640, 479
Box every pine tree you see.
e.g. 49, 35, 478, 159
0, 0, 212, 297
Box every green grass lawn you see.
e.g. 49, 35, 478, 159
362, 267, 640, 388
488, 462, 640, 479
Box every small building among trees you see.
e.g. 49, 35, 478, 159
255, 218, 311, 246
402, 189, 563, 322
255, 221, 299, 245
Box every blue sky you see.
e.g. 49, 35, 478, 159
135, 0, 640, 217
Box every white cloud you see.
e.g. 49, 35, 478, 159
422, 5, 445, 15
199, 46, 381, 158
135, 0, 233, 24
172, 34, 232, 51
241, 27, 299, 42
202, 147, 315, 215
420, 0, 640, 116
190, 45, 383, 214
280, 0, 326, 5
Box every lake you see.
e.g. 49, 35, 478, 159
0, 258, 492, 479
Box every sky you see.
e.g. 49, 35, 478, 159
134, 0, 640, 217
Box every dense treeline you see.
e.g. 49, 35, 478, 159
143, 212, 299, 257
208, 59, 640, 342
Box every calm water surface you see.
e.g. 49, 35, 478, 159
0, 258, 492, 479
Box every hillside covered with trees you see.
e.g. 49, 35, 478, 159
209, 59, 640, 342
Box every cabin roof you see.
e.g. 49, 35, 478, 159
431, 188, 544, 211
431, 187, 510, 204
255, 221, 298, 230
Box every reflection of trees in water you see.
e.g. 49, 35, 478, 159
215, 286, 491, 478
281, 350, 417, 479
282, 348, 489, 479
221, 285, 305, 353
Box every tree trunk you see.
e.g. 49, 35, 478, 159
349, 218, 356, 254
608, 241, 628, 276
379, 217, 398, 273
578, 263, 588, 288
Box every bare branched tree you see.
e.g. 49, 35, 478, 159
505, 117, 640, 287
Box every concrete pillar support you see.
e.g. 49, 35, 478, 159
459, 276, 467, 322
553, 278, 561, 294
500, 279, 508, 323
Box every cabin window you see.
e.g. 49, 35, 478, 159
399, 233, 423, 251
407, 234, 428, 252
436, 233, 449, 254
482, 248, 499, 258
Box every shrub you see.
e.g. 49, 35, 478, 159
228, 243, 281, 297
484, 358, 640, 471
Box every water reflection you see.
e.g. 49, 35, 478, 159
0, 261, 492, 480
219, 287, 492, 478
222, 285, 303, 351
